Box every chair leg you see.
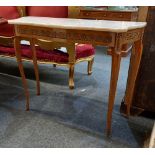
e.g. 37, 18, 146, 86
53, 64, 56, 67
69, 64, 75, 89
87, 57, 94, 75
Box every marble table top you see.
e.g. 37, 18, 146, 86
8, 16, 147, 33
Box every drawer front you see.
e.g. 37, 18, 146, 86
110, 12, 132, 21
79, 11, 110, 19
80, 11, 92, 18
79, 10, 137, 21
131, 12, 138, 21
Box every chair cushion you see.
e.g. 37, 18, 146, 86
0, 45, 68, 63
76, 44, 95, 59
0, 44, 95, 63
0, 6, 20, 37
26, 6, 68, 18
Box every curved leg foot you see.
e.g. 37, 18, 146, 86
87, 57, 94, 75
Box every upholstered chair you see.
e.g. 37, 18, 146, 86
0, 7, 23, 47
0, 6, 95, 89
26, 6, 95, 89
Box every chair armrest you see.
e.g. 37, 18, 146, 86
0, 17, 8, 25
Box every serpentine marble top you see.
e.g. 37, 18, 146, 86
8, 16, 147, 33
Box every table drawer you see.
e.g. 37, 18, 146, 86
79, 10, 137, 21
79, 11, 110, 19
110, 12, 132, 21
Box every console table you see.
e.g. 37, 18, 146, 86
8, 17, 146, 134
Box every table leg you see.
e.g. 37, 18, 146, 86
124, 40, 143, 116
30, 38, 40, 95
14, 37, 30, 111
67, 43, 76, 89
106, 49, 122, 135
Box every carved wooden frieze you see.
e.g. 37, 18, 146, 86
16, 25, 115, 46
118, 28, 144, 45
